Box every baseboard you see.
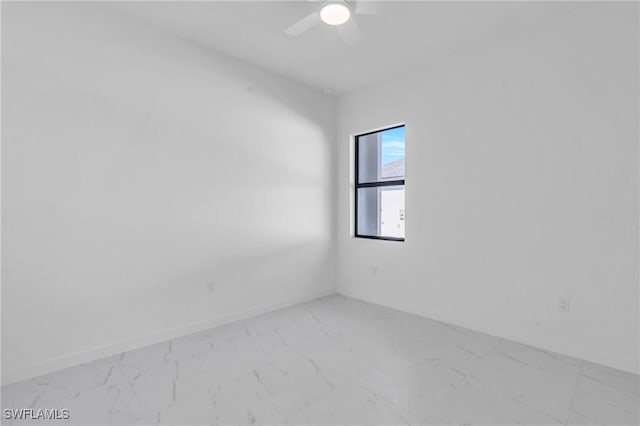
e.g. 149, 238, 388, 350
2, 289, 336, 386
336, 290, 639, 375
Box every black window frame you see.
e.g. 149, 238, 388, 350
354, 124, 405, 242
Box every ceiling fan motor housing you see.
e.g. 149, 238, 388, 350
320, 0, 354, 26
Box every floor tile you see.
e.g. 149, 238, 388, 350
250, 353, 349, 418
431, 339, 582, 425
2, 295, 638, 426
580, 361, 640, 398
350, 355, 462, 422
568, 373, 640, 426
285, 381, 422, 426
160, 372, 285, 426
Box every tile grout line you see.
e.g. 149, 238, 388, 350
565, 359, 584, 425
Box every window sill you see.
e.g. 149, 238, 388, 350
353, 235, 405, 242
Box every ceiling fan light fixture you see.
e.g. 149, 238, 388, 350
320, 2, 351, 26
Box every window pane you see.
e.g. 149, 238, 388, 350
357, 133, 380, 183
357, 126, 405, 183
357, 186, 405, 239
380, 126, 405, 180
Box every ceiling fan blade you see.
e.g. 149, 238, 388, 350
354, 1, 380, 15
285, 12, 321, 36
337, 18, 362, 45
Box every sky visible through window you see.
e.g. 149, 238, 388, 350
380, 126, 405, 165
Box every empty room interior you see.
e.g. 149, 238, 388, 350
1, 1, 639, 425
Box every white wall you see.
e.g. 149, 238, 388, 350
1, 2, 336, 384
336, 4, 639, 374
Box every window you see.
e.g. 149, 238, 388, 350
354, 125, 405, 241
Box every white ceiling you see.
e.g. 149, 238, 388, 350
108, 1, 583, 95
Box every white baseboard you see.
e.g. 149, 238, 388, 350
336, 290, 639, 375
2, 289, 336, 385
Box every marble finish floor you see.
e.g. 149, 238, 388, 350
2, 294, 639, 425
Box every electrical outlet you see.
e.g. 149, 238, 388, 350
558, 298, 570, 312
207, 281, 216, 294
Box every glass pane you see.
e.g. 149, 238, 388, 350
356, 187, 379, 237
357, 126, 405, 183
357, 186, 405, 239
357, 133, 380, 183
380, 126, 405, 180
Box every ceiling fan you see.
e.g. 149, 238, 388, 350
285, 0, 378, 45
